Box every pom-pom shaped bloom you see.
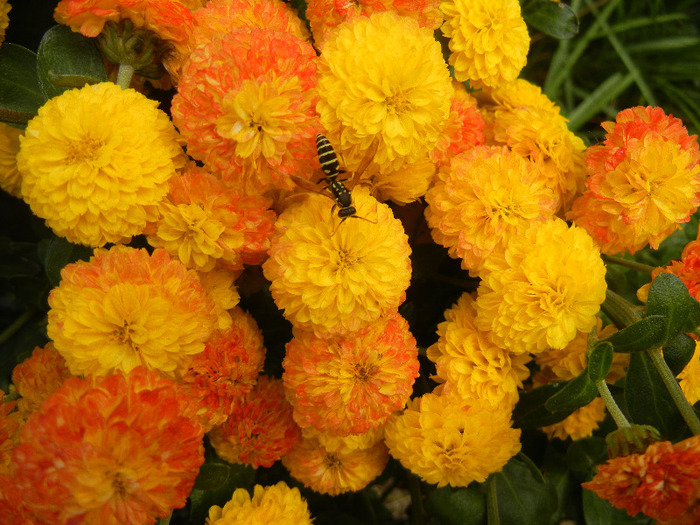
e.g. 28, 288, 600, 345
198, 267, 241, 330
264, 186, 411, 336
172, 28, 319, 194
283, 312, 419, 436
207, 482, 313, 525
638, 240, 700, 304
569, 106, 700, 255
0, 475, 36, 525
54, 0, 195, 81
540, 397, 607, 441
385, 392, 521, 487
146, 165, 275, 273
306, 0, 442, 49
179, 308, 266, 430
475, 218, 607, 355
192, 0, 310, 50
475, 78, 560, 116
427, 293, 530, 410
17, 82, 184, 247
0, 122, 22, 198
0, 0, 10, 47
0, 391, 20, 476
440, 0, 529, 88
208, 376, 300, 468
282, 431, 389, 495
370, 156, 437, 205
317, 11, 452, 174
678, 340, 700, 406
12, 343, 73, 421
12, 367, 205, 525
302, 424, 385, 453
582, 435, 700, 522
425, 145, 558, 275
47, 246, 217, 377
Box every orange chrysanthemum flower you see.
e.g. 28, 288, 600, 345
208, 376, 300, 468
0, 122, 22, 198
282, 431, 389, 495
12, 367, 205, 525
263, 186, 411, 337
385, 392, 521, 487
17, 82, 185, 247
146, 165, 275, 273
54, 0, 195, 81
172, 28, 320, 194
638, 240, 700, 304
427, 293, 530, 410
192, 0, 310, 50
582, 435, 700, 522
0, 475, 36, 525
0, 390, 20, 476
178, 308, 266, 431
12, 343, 73, 421
283, 312, 419, 436
47, 246, 218, 378
569, 106, 700, 255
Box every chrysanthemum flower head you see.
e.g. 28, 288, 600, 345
440, 0, 529, 89
582, 435, 700, 522
427, 293, 530, 410
540, 397, 607, 441
678, 340, 700, 406
317, 11, 452, 174
17, 82, 185, 247
568, 106, 700, 255
474, 218, 607, 355
263, 186, 411, 336
208, 375, 300, 468
282, 431, 389, 495
0, 390, 20, 476
178, 308, 266, 431
369, 155, 437, 205
0, 122, 22, 198
172, 28, 320, 194
425, 145, 559, 276
0, 0, 10, 47
12, 367, 205, 525
47, 245, 218, 378
385, 391, 521, 487
302, 424, 385, 453
638, 240, 700, 305
283, 312, 419, 436
146, 165, 275, 273
207, 482, 313, 525
198, 267, 241, 330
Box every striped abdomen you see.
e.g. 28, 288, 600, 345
316, 134, 342, 179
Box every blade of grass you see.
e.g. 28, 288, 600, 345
625, 36, 700, 53
566, 72, 635, 130
655, 78, 700, 132
609, 13, 689, 34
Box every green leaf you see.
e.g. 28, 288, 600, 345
646, 273, 700, 345
588, 342, 614, 382
0, 44, 46, 125
545, 372, 598, 413
662, 333, 696, 377
425, 485, 486, 525
522, 0, 579, 39
494, 457, 558, 525
42, 237, 93, 287
582, 484, 653, 524
625, 352, 686, 441
37, 25, 108, 99
512, 382, 575, 428
601, 315, 667, 352
566, 437, 607, 473
188, 461, 255, 524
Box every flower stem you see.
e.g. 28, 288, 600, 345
646, 348, 700, 435
601, 289, 643, 329
601, 254, 655, 274
595, 379, 631, 429
0, 310, 34, 345
409, 474, 425, 525
486, 475, 500, 525
116, 64, 135, 90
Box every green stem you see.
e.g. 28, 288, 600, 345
601, 254, 655, 274
409, 474, 425, 525
646, 348, 700, 435
0, 310, 34, 346
116, 64, 135, 89
600, 289, 643, 329
595, 379, 631, 429
486, 475, 500, 525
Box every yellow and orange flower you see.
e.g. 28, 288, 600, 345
198, 267, 241, 330
172, 28, 320, 194
0, 1, 9, 48
208, 376, 300, 468
47, 245, 218, 378
146, 165, 276, 273
0, 390, 20, 477
0, 122, 22, 198
638, 239, 700, 304
283, 312, 419, 436
12, 367, 205, 525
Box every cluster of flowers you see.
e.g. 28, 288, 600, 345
0, 0, 700, 523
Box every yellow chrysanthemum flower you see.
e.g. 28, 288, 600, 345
263, 186, 411, 337
427, 293, 531, 410
679, 341, 700, 405
440, 0, 529, 88
475, 78, 559, 116
301, 424, 385, 453
475, 218, 607, 355
317, 11, 452, 174
540, 397, 607, 441
0, 0, 10, 47
207, 482, 313, 525
425, 145, 558, 276
0, 122, 22, 198
17, 82, 185, 247
197, 267, 241, 330
384, 392, 521, 487
47, 246, 217, 378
